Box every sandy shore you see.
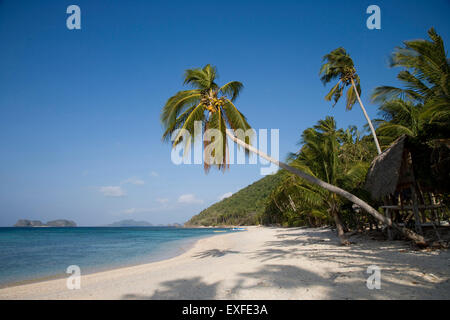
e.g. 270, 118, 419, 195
0, 226, 449, 299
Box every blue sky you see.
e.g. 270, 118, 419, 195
0, 0, 449, 226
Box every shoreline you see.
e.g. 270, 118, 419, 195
1, 226, 449, 300
0, 232, 221, 289
0, 229, 241, 299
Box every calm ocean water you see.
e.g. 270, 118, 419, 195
0, 227, 234, 286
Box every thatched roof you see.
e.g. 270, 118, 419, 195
364, 135, 407, 200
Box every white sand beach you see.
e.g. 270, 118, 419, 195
1, 226, 449, 300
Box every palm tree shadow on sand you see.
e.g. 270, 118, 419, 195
193, 249, 240, 258
122, 277, 220, 300
121, 229, 449, 299
244, 229, 450, 299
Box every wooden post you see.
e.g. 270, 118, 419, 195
410, 186, 423, 235
384, 196, 394, 240
430, 193, 440, 227
429, 193, 441, 240
386, 208, 393, 240
415, 183, 427, 223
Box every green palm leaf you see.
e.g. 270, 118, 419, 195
219, 81, 243, 102
161, 65, 252, 171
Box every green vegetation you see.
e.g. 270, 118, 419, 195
372, 28, 449, 146
162, 28, 448, 245
261, 117, 377, 244
186, 173, 283, 226
320, 48, 382, 154
261, 28, 449, 241
161, 64, 251, 172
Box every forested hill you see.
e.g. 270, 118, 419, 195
185, 172, 283, 226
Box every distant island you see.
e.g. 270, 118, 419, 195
107, 219, 182, 227
14, 219, 77, 227
107, 219, 154, 227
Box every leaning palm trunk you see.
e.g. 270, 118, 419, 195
351, 78, 382, 155
226, 130, 426, 245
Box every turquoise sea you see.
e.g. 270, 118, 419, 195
0, 227, 234, 286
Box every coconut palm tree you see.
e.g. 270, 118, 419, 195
371, 28, 449, 140
320, 48, 382, 154
371, 28, 449, 107
374, 99, 425, 148
268, 117, 370, 244
264, 170, 332, 227
161, 64, 251, 172
161, 64, 426, 245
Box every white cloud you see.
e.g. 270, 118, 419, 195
150, 171, 159, 177
177, 194, 204, 205
219, 192, 233, 201
99, 186, 126, 197
122, 208, 138, 214
121, 177, 145, 185
156, 198, 169, 204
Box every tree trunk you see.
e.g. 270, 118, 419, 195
330, 206, 349, 245
351, 78, 382, 155
226, 130, 427, 246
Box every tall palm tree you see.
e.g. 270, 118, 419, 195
270, 117, 369, 244
320, 48, 382, 154
374, 99, 425, 147
371, 28, 449, 139
371, 28, 449, 106
161, 64, 251, 171
161, 64, 426, 245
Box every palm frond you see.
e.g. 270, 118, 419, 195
172, 103, 206, 146
161, 64, 252, 172
222, 99, 253, 145
183, 64, 218, 90
204, 110, 228, 172
161, 90, 202, 126
219, 81, 243, 102
373, 28, 449, 108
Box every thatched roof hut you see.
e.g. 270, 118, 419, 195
365, 134, 450, 201
365, 135, 408, 201
365, 134, 449, 237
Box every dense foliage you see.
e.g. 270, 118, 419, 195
262, 28, 449, 229
372, 27, 450, 205
185, 28, 449, 234
260, 117, 377, 231
185, 173, 283, 226
372, 28, 449, 145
